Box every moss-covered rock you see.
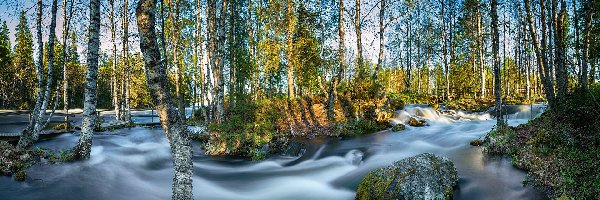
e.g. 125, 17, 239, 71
356, 153, 458, 200
14, 170, 26, 181
469, 139, 483, 146
391, 124, 406, 132
408, 117, 427, 127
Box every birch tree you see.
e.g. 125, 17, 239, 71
327, 0, 345, 120
491, 0, 501, 125
71, 0, 100, 159
18, 0, 60, 149
136, 0, 193, 198
61, 0, 74, 117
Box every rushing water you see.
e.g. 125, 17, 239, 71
0, 105, 548, 200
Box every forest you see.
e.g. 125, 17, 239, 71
0, 0, 598, 199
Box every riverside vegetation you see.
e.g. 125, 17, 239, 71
483, 84, 600, 198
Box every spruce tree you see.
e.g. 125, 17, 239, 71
0, 20, 10, 67
12, 12, 36, 108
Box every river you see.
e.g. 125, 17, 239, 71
0, 105, 548, 199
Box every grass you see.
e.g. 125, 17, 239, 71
483, 84, 600, 198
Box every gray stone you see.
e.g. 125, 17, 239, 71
356, 153, 458, 200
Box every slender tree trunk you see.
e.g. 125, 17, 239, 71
573, 0, 581, 80
61, 0, 73, 118
580, 0, 594, 89
504, 11, 510, 97
169, 0, 185, 124
207, 0, 217, 122
110, 0, 120, 121
34, 0, 59, 134
160, 0, 167, 59
524, 18, 531, 100
216, 0, 227, 122
405, 14, 412, 92
24, 0, 44, 141
136, 1, 193, 199
416, 8, 421, 94
491, 0, 502, 125
441, 0, 449, 100
18, 0, 60, 149
123, 0, 132, 123
525, 0, 556, 107
553, 0, 567, 101
449, 6, 456, 98
327, 0, 345, 121
229, 0, 237, 106
354, 0, 363, 73
196, 0, 207, 121
478, 12, 485, 99
71, 0, 100, 160
286, 0, 295, 98
374, 0, 385, 80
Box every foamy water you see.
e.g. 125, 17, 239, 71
0, 105, 548, 199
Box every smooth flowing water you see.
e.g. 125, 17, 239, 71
0, 105, 548, 200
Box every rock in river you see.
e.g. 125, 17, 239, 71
408, 117, 428, 127
355, 153, 458, 200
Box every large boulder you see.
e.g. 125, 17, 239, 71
356, 153, 458, 200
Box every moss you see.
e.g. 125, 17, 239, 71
356, 172, 395, 200
49, 149, 74, 162
251, 149, 266, 161
10, 161, 25, 172
14, 170, 26, 181
483, 84, 600, 198
408, 117, 426, 127
444, 186, 454, 200
470, 139, 483, 146
446, 98, 494, 112
50, 122, 72, 130
392, 124, 406, 132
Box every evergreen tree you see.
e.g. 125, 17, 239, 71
0, 20, 10, 67
0, 20, 12, 108
12, 12, 36, 108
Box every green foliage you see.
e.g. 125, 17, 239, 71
355, 172, 395, 200
332, 120, 387, 137
0, 20, 10, 68
386, 92, 430, 105
204, 96, 281, 158
446, 98, 494, 112
292, 4, 323, 96
14, 170, 26, 181
49, 149, 74, 162
392, 124, 406, 132
484, 85, 600, 198
0, 12, 36, 109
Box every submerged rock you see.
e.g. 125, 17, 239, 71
356, 153, 458, 200
392, 124, 406, 132
408, 117, 428, 127
13, 170, 26, 181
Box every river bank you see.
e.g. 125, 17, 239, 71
483, 85, 600, 198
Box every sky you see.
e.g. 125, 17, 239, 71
0, 0, 140, 64
0, 0, 389, 67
